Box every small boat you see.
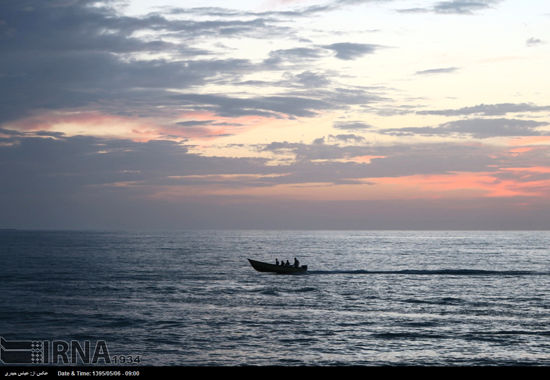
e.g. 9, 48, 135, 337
247, 258, 308, 274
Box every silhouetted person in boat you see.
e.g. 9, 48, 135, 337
275, 258, 279, 266
285, 260, 290, 266
294, 257, 300, 268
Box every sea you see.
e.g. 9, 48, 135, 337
1, 229, 550, 366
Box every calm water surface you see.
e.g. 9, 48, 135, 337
1, 230, 549, 366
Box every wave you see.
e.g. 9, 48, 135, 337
249, 286, 318, 296
308, 269, 549, 276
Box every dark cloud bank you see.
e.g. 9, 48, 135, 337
0, 0, 385, 124
2, 131, 549, 229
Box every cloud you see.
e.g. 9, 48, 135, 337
0, 0, 396, 143
322, 42, 380, 60
333, 121, 374, 131
170, 84, 385, 119
415, 67, 459, 75
1, 1, 549, 231
175, 120, 216, 127
0, 133, 275, 197
433, 0, 501, 14
398, 0, 501, 15
418, 103, 550, 116
3, 131, 545, 189
328, 134, 367, 144
171, 93, 333, 119
310, 87, 386, 106
380, 118, 549, 139
526, 37, 544, 47
0, 0, 327, 125
0, 127, 509, 205
261, 140, 374, 165
397, 8, 430, 14
264, 47, 326, 67
287, 71, 333, 88
169, 3, 335, 19
0, 1, 269, 122
265, 42, 382, 67
0, 0, 391, 141
250, 0, 397, 19
3, 129, 549, 229
259, 137, 504, 179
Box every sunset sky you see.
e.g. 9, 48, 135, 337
1, 0, 549, 229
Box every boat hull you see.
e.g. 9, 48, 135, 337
248, 259, 308, 274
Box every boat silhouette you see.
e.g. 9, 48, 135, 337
248, 258, 308, 274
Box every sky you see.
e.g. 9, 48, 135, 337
1, 0, 549, 230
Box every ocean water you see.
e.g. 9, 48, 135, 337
1, 229, 550, 366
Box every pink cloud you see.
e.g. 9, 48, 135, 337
3, 110, 163, 142
1, 109, 279, 142
371, 169, 550, 200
